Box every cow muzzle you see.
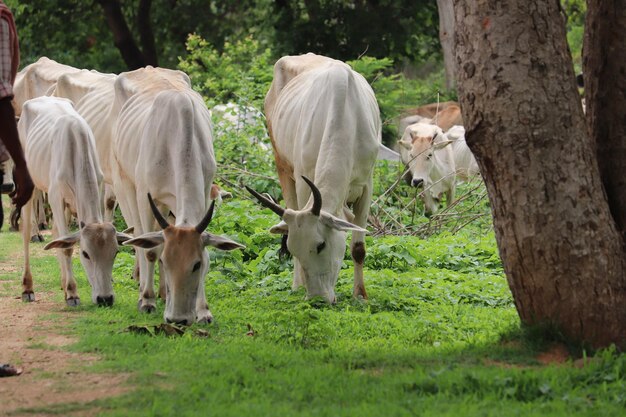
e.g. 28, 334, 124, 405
411, 178, 424, 188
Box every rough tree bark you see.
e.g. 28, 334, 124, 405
453, 0, 626, 348
583, 0, 626, 238
436, 0, 456, 90
97, 0, 157, 70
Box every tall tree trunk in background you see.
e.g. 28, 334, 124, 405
97, 0, 156, 70
138, 0, 158, 67
436, 0, 455, 90
583, 0, 626, 237
453, 0, 626, 348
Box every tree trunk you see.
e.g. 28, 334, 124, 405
583, 0, 626, 239
453, 0, 626, 348
137, 0, 158, 67
436, 0, 456, 90
97, 0, 147, 70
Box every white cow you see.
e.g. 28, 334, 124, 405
11, 57, 81, 239
397, 122, 456, 215
112, 67, 244, 325
247, 53, 380, 303
18, 97, 130, 306
51, 69, 119, 221
445, 125, 480, 181
12, 57, 80, 116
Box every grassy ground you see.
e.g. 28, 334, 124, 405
1, 193, 625, 416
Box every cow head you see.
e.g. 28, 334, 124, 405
123, 194, 244, 325
246, 176, 366, 303
44, 223, 131, 306
398, 123, 452, 214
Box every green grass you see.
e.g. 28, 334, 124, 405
2, 201, 625, 416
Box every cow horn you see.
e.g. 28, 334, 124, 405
245, 186, 285, 217
195, 200, 215, 233
301, 176, 321, 216
147, 193, 170, 229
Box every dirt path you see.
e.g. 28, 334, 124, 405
0, 235, 131, 417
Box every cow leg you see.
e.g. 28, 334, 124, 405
135, 194, 165, 313
29, 190, 43, 242
103, 185, 116, 222
350, 181, 372, 300
446, 182, 456, 208
195, 264, 213, 324
21, 197, 35, 302
158, 258, 166, 300
276, 171, 302, 290
49, 190, 80, 306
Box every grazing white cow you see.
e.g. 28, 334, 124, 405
247, 53, 380, 303
11, 57, 81, 239
397, 122, 456, 215
51, 69, 119, 221
18, 97, 130, 306
445, 125, 480, 181
111, 67, 244, 324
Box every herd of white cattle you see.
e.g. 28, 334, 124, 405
5, 53, 479, 325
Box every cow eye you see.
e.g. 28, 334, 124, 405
192, 261, 201, 272
82, 251, 90, 260
426, 152, 433, 160
316, 241, 326, 254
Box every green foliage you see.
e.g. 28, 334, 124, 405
178, 34, 274, 108
3, 219, 626, 417
562, 0, 587, 73
5, 0, 125, 71
271, 0, 440, 64
348, 56, 456, 146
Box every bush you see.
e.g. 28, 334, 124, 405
178, 34, 274, 109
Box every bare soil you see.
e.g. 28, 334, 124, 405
0, 236, 130, 417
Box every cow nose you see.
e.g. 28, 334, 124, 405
166, 317, 190, 326
96, 295, 114, 307
411, 178, 424, 187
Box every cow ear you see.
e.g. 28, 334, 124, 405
116, 232, 133, 245
123, 231, 164, 249
44, 232, 80, 250
397, 140, 412, 150
320, 213, 368, 233
433, 140, 453, 150
269, 220, 289, 235
202, 233, 245, 251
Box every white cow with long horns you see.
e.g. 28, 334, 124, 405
112, 67, 244, 325
247, 53, 380, 303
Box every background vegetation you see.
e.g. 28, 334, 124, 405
2, 1, 612, 415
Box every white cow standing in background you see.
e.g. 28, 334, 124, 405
112, 67, 244, 324
445, 125, 480, 181
18, 97, 130, 306
247, 53, 380, 303
397, 122, 456, 215
51, 69, 119, 221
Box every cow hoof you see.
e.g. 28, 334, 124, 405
138, 300, 156, 314
30, 234, 44, 243
21, 292, 35, 303
66, 297, 81, 307
196, 313, 213, 325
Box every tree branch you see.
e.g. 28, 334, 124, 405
97, 0, 146, 70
